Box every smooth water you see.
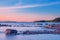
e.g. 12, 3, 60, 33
0, 33, 60, 40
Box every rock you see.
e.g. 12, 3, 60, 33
5, 29, 17, 35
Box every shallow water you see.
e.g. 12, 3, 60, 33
0, 22, 60, 40
0, 33, 60, 40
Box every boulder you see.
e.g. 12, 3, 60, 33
5, 29, 17, 35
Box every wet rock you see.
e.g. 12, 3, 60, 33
5, 29, 17, 35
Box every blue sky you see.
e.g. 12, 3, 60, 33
0, 0, 60, 21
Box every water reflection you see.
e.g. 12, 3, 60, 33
0, 33, 60, 40
5, 34, 17, 40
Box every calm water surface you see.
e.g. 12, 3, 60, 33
0, 33, 60, 40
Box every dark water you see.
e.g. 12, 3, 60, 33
0, 33, 60, 40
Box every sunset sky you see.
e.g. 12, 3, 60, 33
0, 0, 60, 22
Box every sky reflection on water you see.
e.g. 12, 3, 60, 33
0, 33, 60, 40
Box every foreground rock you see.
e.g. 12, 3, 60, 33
5, 29, 17, 35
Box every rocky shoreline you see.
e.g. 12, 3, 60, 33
4, 29, 60, 35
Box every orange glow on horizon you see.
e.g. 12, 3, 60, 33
0, 8, 56, 22
0, 14, 55, 22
